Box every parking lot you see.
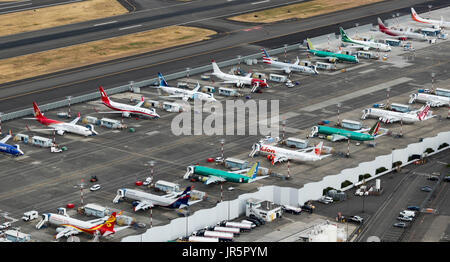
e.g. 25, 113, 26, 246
0, 18, 449, 242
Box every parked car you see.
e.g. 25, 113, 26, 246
407, 206, 420, 211
0, 222, 11, 230
318, 196, 333, 204
350, 215, 364, 224
397, 216, 413, 222
427, 176, 439, 181
420, 186, 432, 192
400, 210, 416, 218
90, 176, 98, 182
215, 157, 224, 163
443, 176, 450, 182
143, 177, 152, 186
301, 204, 314, 213
393, 222, 407, 228
245, 217, 261, 227
282, 205, 302, 215
90, 184, 101, 191
249, 214, 265, 225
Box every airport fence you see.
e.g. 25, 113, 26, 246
122, 131, 450, 242
3, 11, 410, 123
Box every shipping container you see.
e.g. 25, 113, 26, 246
341, 119, 362, 130
286, 137, 308, 149
225, 157, 248, 170
269, 74, 288, 83
154, 180, 180, 193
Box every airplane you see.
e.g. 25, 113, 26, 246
0, 130, 24, 156
411, 7, 450, 29
98, 86, 160, 119
249, 141, 330, 165
25, 102, 98, 137
339, 27, 391, 52
36, 209, 126, 240
113, 186, 198, 212
409, 93, 450, 107
362, 104, 432, 124
377, 17, 428, 41
156, 73, 217, 102
309, 120, 383, 142
306, 38, 359, 63
261, 48, 319, 75
211, 60, 268, 88
184, 162, 268, 185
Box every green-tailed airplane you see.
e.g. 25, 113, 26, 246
184, 162, 268, 185
306, 38, 359, 63
310, 121, 384, 142
339, 27, 391, 52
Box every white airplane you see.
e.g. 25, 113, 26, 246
378, 17, 428, 41
409, 93, 450, 107
36, 209, 126, 240
411, 7, 450, 29
362, 104, 432, 124
249, 141, 330, 165
261, 48, 319, 75
156, 73, 217, 102
339, 27, 391, 52
98, 86, 159, 119
211, 60, 268, 88
25, 102, 98, 137
113, 186, 200, 212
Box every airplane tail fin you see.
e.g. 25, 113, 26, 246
261, 48, 271, 63
245, 162, 259, 179
157, 72, 169, 87
98, 86, 111, 105
32, 102, 45, 119
411, 8, 425, 23
314, 142, 324, 157
377, 17, 387, 30
368, 120, 381, 136
417, 104, 430, 120
211, 60, 222, 74
340, 27, 351, 42
306, 38, 314, 50
169, 186, 193, 208
99, 211, 118, 235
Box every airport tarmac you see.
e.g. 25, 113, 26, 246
0, 26, 449, 241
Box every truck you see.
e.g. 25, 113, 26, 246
400, 210, 416, 218
83, 203, 111, 218
22, 211, 38, 222
188, 236, 219, 242
213, 226, 240, 236
203, 231, 233, 242
223, 221, 253, 231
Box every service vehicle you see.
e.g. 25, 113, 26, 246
350, 215, 364, 224
400, 210, 416, 218
421, 186, 432, 192
90, 184, 101, 191
393, 222, 407, 228
22, 211, 39, 222
282, 205, 302, 214
397, 216, 413, 222
0, 222, 11, 230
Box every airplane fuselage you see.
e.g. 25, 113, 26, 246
313, 126, 375, 141
362, 108, 422, 123
256, 144, 322, 162
119, 188, 181, 208
413, 93, 450, 107
0, 143, 23, 156
160, 86, 216, 102
379, 27, 427, 41
192, 166, 251, 183
264, 59, 318, 75
103, 100, 159, 118
308, 49, 359, 63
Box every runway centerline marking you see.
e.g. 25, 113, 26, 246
252, 0, 270, 5
119, 24, 143, 31
94, 21, 118, 27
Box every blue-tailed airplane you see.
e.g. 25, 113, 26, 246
0, 131, 24, 156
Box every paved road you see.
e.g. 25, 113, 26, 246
1, 0, 448, 113
0, 0, 87, 15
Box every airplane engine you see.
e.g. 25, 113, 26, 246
408, 93, 417, 104
56, 227, 66, 233
363, 46, 369, 51
57, 130, 65, 136
328, 57, 337, 63
122, 112, 130, 118
267, 154, 275, 161
284, 68, 291, 74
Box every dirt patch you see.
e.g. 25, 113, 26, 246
228, 0, 386, 23
0, 0, 128, 37
0, 26, 216, 85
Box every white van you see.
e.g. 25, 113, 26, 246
400, 210, 416, 218
22, 211, 38, 221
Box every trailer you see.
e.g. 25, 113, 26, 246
100, 118, 124, 129
286, 137, 308, 149
390, 103, 411, 113
201, 86, 215, 93
154, 180, 180, 193
315, 62, 335, 70
218, 87, 239, 97
224, 157, 248, 170
162, 102, 184, 112
384, 38, 402, 46
188, 236, 219, 242
83, 203, 111, 218
83, 116, 100, 125
341, 119, 362, 130
31, 136, 53, 148
269, 74, 288, 83
213, 226, 240, 235
203, 231, 233, 242
435, 88, 450, 98
224, 221, 253, 231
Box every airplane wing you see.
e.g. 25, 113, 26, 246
187, 200, 202, 206
245, 73, 252, 78
204, 176, 227, 185
0, 135, 12, 144
192, 82, 201, 92
134, 200, 154, 212
70, 116, 81, 125
379, 116, 400, 124
330, 134, 349, 141
55, 227, 79, 239
221, 80, 239, 84
272, 154, 288, 165
135, 97, 145, 108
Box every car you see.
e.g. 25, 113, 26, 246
0, 222, 11, 230
90, 184, 101, 191
301, 205, 314, 213
407, 206, 420, 211
427, 176, 439, 181
249, 214, 265, 225
350, 215, 364, 224
282, 205, 302, 215
245, 217, 261, 227
421, 186, 432, 192
443, 176, 450, 182
393, 222, 407, 228
143, 177, 152, 186
397, 216, 413, 222
215, 157, 224, 163
318, 196, 333, 204
90, 176, 98, 183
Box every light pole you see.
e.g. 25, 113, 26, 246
431, 72, 436, 91
396, 13, 400, 26
186, 67, 190, 80
220, 138, 225, 160
386, 87, 391, 106
284, 44, 288, 62
0, 112, 3, 136
66, 96, 72, 118
391, 148, 395, 171
149, 160, 155, 187
355, 23, 359, 38
281, 119, 286, 142
428, 4, 432, 13
337, 103, 342, 126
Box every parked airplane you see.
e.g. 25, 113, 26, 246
211, 60, 268, 88
310, 121, 383, 142
249, 141, 330, 165
409, 93, 450, 107
362, 104, 432, 124
156, 73, 217, 102
0, 130, 24, 156
98, 86, 159, 119
25, 102, 97, 137
377, 17, 428, 41
261, 48, 318, 75
339, 27, 391, 52
411, 7, 450, 29
113, 186, 198, 212
36, 209, 125, 240
306, 38, 359, 63
184, 162, 267, 185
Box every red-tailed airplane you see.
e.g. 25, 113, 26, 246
377, 17, 428, 41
